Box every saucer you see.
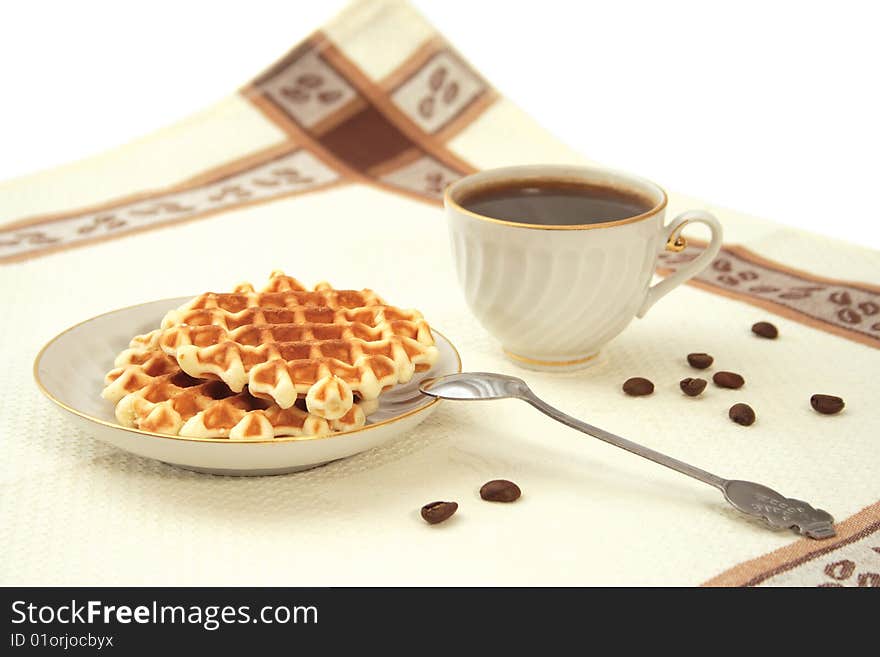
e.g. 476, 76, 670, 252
34, 297, 461, 476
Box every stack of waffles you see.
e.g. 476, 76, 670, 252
101, 271, 440, 440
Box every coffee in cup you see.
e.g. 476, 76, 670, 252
444, 164, 723, 370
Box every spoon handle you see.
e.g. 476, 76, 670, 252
523, 393, 728, 490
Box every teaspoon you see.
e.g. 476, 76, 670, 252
420, 372, 835, 539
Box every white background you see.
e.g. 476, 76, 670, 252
1, 0, 878, 248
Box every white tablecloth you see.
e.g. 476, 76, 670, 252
1, 0, 878, 586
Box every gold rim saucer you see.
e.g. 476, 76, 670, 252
33, 298, 462, 445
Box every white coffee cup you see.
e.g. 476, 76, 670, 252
444, 164, 723, 370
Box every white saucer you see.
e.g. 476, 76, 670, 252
34, 297, 461, 476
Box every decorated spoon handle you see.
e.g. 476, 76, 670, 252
522, 391, 836, 539
723, 480, 836, 539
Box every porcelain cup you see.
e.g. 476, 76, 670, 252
444, 164, 723, 370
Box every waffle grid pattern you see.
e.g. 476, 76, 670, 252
155, 273, 439, 418
101, 272, 437, 439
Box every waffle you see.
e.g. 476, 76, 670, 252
151, 271, 439, 419
102, 343, 366, 440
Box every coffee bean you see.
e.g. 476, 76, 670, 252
687, 353, 714, 369
679, 377, 707, 397
713, 371, 745, 389
810, 394, 845, 415
623, 377, 654, 396
752, 321, 778, 339
729, 403, 756, 426
480, 479, 521, 503
420, 501, 458, 524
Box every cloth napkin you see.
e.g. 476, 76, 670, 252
1, 0, 877, 586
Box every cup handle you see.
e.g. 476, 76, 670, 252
636, 209, 723, 318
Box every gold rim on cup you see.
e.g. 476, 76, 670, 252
444, 165, 669, 231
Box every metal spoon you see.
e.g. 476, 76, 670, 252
420, 372, 835, 539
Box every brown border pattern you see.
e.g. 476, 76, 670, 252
703, 502, 880, 587
658, 242, 880, 348
0, 32, 491, 263
0, 28, 878, 357
0, 145, 342, 263
243, 31, 485, 203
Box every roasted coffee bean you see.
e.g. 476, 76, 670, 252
810, 394, 845, 415
622, 377, 654, 396
480, 479, 521, 503
751, 321, 779, 339
679, 377, 707, 397
713, 371, 745, 389
729, 403, 756, 426
420, 501, 458, 524
687, 353, 714, 369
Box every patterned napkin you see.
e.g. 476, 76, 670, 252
1, 0, 877, 586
